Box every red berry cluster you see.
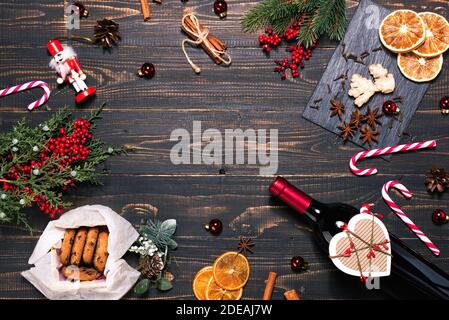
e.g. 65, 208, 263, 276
273, 44, 314, 79
257, 19, 315, 79
34, 193, 64, 218
47, 119, 92, 166
258, 28, 282, 53
1, 119, 93, 218
284, 21, 302, 40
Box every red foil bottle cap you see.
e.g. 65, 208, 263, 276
269, 177, 312, 214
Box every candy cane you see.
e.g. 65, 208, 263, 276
349, 140, 437, 176
382, 180, 440, 256
0, 81, 51, 111
360, 203, 384, 218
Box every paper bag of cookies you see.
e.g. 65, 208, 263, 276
21, 205, 140, 300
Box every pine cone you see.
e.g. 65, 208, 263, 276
138, 255, 164, 279
425, 168, 449, 193
93, 19, 121, 48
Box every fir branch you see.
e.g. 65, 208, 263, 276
325, 0, 346, 40
242, 0, 346, 47
292, 0, 320, 12
242, 0, 300, 33
297, 12, 319, 48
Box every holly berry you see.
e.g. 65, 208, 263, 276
262, 44, 270, 53
440, 96, 449, 115
383, 100, 400, 116
138, 63, 156, 79
290, 256, 308, 272
213, 0, 227, 18
205, 219, 223, 235
432, 209, 449, 225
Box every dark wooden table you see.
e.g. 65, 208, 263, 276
0, 0, 448, 300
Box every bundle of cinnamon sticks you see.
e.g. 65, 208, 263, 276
181, 9, 228, 64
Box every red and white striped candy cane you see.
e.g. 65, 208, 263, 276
382, 180, 440, 256
360, 203, 384, 218
349, 140, 437, 176
0, 80, 51, 111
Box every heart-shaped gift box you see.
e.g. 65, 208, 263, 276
329, 213, 391, 278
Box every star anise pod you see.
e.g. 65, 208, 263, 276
425, 167, 449, 193
330, 99, 345, 120
363, 106, 383, 129
360, 125, 379, 146
338, 121, 356, 142
93, 19, 121, 48
237, 236, 255, 255
350, 109, 362, 128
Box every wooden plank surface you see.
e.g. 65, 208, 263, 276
303, 0, 430, 151
0, 0, 448, 300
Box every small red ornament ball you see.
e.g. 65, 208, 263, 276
213, 0, 227, 18
432, 209, 449, 225
290, 256, 307, 272
383, 100, 400, 116
440, 96, 449, 114
205, 219, 223, 235
73, 2, 89, 18
138, 63, 155, 79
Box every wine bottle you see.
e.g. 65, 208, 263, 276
270, 176, 449, 299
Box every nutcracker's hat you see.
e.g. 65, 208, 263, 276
47, 40, 64, 56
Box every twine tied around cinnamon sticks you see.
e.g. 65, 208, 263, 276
181, 9, 231, 74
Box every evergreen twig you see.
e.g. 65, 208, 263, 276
242, 0, 346, 47
0, 106, 126, 229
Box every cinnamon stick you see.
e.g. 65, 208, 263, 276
181, 9, 227, 64
284, 289, 301, 300
262, 272, 277, 300
140, 0, 151, 21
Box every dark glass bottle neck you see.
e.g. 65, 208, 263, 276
302, 199, 323, 224
269, 177, 323, 224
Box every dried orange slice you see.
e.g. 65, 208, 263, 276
398, 52, 443, 82
213, 251, 250, 291
205, 277, 243, 300
413, 12, 449, 58
192, 266, 213, 300
379, 10, 426, 53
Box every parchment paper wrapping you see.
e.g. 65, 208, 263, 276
21, 205, 141, 300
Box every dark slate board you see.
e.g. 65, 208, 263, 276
302, 0, 430, 153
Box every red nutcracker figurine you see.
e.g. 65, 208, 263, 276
47, 40, 96, 104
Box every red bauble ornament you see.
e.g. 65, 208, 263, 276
205, 219, 223, 235
290, 256, 308, 272
138, 62, 156, 78
432, 209, 449, 225
213, 0, 227, 18
382, 100, 400, 116
73, 2, 89, 18
440, 96, 449, 115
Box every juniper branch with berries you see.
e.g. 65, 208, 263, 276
0, 105, 126, 230
242, 0, 347, 48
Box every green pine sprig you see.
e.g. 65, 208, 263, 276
132, 218, 177, 295
242, 0, 346, 48
0, 105, 126, 232
140, 219, 178, 252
